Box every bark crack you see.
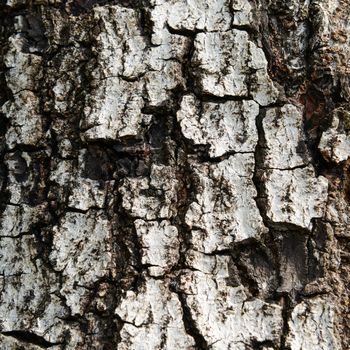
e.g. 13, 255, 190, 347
176, 291, 209, 350
1, 331, 61, 348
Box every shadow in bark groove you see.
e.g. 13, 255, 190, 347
1, 330, 61, 348
176, 291, 209, 350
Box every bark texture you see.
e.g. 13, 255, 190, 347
0, 0, 349, 349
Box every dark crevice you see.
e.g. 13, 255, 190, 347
232, 255, 260, 298
166, 24, 203, 37
253, 107, 269, 224
1, 331, 61, 348
194, 93, 252, 103
114, 190, 146, 293
177, 291, 209, 350
69, 0, 143, 16
266, 164, 309, 171
251, 339, 277, 350
279, 294, 292, 350
0, 5, 14, 215
198, 150, 254, 164
139, 5, 154, 47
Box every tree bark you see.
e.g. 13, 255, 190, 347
0, 0, 349, 349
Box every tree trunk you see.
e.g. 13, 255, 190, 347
0, 0, 349, 349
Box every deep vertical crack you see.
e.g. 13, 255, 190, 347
176, 291, 209, 350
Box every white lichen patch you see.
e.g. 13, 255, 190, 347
82, 4, 189, 135
185, 249, 234, 277
0, 204, 48, 237
177, 94, 259, 157
263, 104, 309, 169
0, 236, 67, 343
135, 220, 180, 277
192, 29, 278, 104
262, 103, 328, 229
67, 179, 113, 211
319, 108, 350, 163
81, 78, 149, 141
2, 91, 43, 149
231, 0, 255, 26
264, 166, 328, 229
0, 271, 66, 340
120, 165, 178, 220
115, 278, 195, 350
166, 0, 232, 32
92, 6, 144, 78
49, 211, 116, 315
286, 296, 341, 350
80, 6, 150, 141
146, 3, 192, 105
0, 236, 37, 276
144, 60, 185, 107
186, 154, 267, 253
4, 33, 43, 94
2, 32, 44, 149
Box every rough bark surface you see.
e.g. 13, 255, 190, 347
0, 0, 349, 349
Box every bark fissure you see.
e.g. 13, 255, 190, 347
1, 330, 61, 348
177, 291, 209, 350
